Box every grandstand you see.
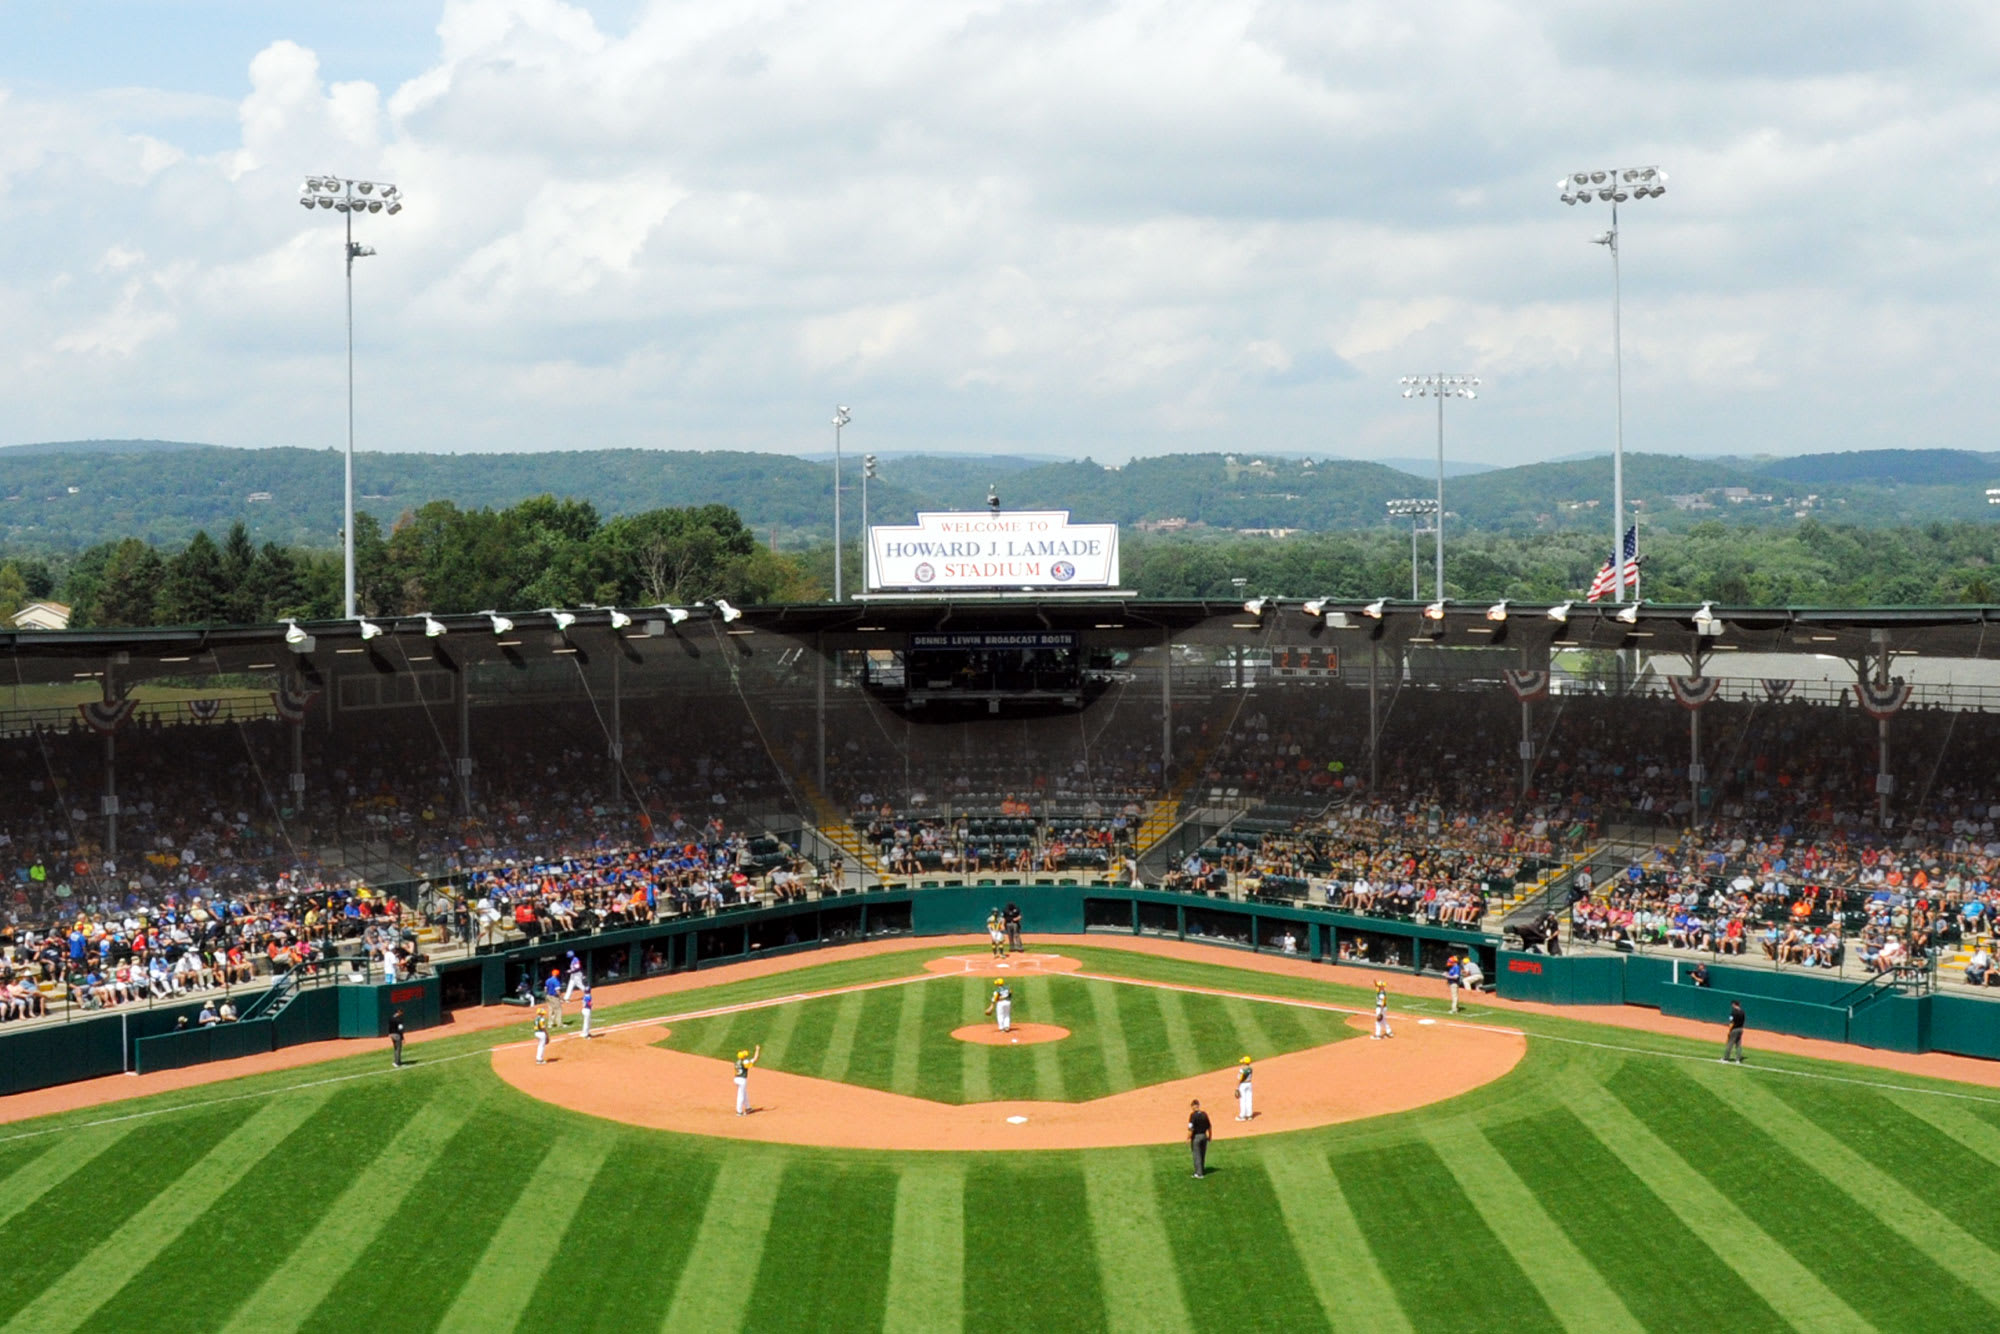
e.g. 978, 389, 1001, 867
5, 595, 2000, 1083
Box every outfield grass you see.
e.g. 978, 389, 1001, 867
3, 942, 2000, 1331
658, 973, 1358, 1102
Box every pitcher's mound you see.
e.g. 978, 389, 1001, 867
952, 1022, 1069, 1046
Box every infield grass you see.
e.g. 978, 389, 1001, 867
5, 941, 2000, 1332
657, 973, 1358, 1102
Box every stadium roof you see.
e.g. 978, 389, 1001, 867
2, 599, 1998, 690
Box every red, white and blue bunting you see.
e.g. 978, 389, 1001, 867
1668, 675, 1723, 710
188, 698, 221, 721
1502, 669, 1550, 702
78, 696, 137, 734
1761, 679, 1795, 703
271, 677, 320, 726
1853, 676, 1912, 720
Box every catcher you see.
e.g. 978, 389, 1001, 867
986, 909, 1007, 959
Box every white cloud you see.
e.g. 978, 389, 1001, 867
0, 0, 1996, 466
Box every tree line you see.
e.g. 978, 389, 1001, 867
8, 498, 819, 628
7, 507, 1997, 629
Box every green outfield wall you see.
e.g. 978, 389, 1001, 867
11, 887, 2000, 1094
1495, 949, 2000, 1056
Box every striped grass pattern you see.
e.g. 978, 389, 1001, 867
2, 945, 1999, 1331
657, 974, 1358, 1103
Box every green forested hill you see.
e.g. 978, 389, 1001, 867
2, 439, 1998, 555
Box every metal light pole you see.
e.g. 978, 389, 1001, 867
1386, 499, 1439, 601
861, 453, 877, 593
1399, 375, 1477, 600
832, 405, 851, 601
300, 174, 402, 619
1560, 165, 1665, 601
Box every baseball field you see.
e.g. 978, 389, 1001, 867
4, 938, 2000, 1332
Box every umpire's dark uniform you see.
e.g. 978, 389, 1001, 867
390, 1009, 406, 1068
1188, 1101, 1213, 1178
1722, 1000, 1745, 1063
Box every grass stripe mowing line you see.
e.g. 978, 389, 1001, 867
1483, 1107, 1789, 1332
1691, 1065, 2000, 1310
1335, 1141, 1555, 1332
816, 989, 868, 1084
1258, 1141, 1412, 1334
1031, 1021, 1069, 1101
432, 1132, 611, 1334
1221, 995, 1282, 1065
1151, 984, 1206, 1075
883, 1164, 966, 1334
964, 1161, 1105, 1331
745, 1162, 899, 1329
754, 988, 808, 1067
217, 1082, 482, 1334
1087, 980, 1137, 1092
2, 1086, 334, 1334
1082, 1153, 1194, 1334
516, 1140, 720, 1334
0, 1122, 137, 1237
959, 980, 993, 1103
1895, 1090, 2000, 1166
657, 1154, 788, 1332
887, 972, 931, 1094
1156, 1154, 1330, 1332
1420, 1121, 1646, 1334
1561, 1079, 1872, 1333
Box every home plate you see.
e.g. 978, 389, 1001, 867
1006, 1115, 1029, 1124
1418, 1018, 1437, 1026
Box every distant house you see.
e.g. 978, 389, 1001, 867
246, 491, 273, 503
13, 601, 72, 631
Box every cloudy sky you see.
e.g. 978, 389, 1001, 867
0, 0, 1993, 467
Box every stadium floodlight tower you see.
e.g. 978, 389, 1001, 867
831, 406, 852, 601
299, 174, 402, 619
1385, 498, 1440, 601
1560, 164, 1666, 601
1399, 374, 1477, 602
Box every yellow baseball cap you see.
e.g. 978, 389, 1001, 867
1239, 1055, 1252, 1065
737, 1049, 750, 1059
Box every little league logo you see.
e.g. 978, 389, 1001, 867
1051, 560, 1076, 581
914, 562, 935, 583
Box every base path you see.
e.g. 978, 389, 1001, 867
491, 970, 1526, 1151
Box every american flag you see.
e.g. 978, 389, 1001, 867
1586, 527, 1640, 602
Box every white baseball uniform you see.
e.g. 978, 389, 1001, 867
993, 984, 1012, 1032
1373, 989, 1393, 1039
580, 991, 594, 1038
1236, 1066, 1254, 1120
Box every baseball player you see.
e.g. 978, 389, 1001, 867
533, 1007, 551, 1064
1235, 1056, 1254, 1121
986, 909, 1007, 960
1445, 955, 1463, 1014
579, 986, 595, 1038
1372, 980, 1394, 1039
544, 968, 565, 1026
734, 1045, 761, 1115
985, 980, 1013, 1033
563, 951, 585, 1001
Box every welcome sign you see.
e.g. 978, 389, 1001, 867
867, 510, 1121, 591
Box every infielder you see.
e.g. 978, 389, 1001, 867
986, 910, 1007, 960
1235, 1056, 1254, 1121
1372, 980, 1394, 1039
985, 981, 1013, 1033
579, 987, 594, 1038
533, 1007, 551, 1064
734, 1044, 761, 1115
